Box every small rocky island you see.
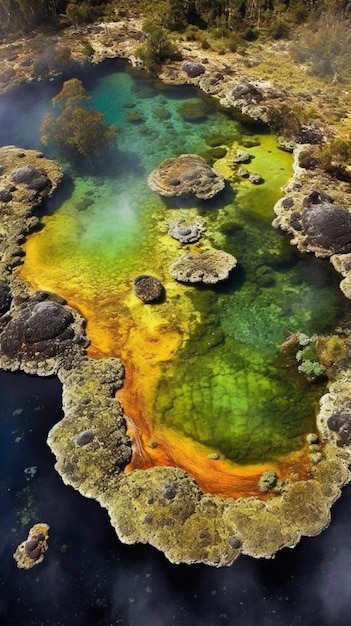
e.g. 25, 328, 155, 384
147, 153, 225, 200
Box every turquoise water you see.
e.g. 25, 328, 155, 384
3, 62, 349, 471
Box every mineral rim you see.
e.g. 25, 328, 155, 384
1, 136, 351, 566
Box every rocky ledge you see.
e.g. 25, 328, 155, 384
147, 153, 225, 200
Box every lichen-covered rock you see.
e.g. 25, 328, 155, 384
169, 249, 237, 284
133, 275, 164, 303
168, 217, 206, 243
13, 523, 49, 569
147, 154, 225, 200
181, 61, 206, 78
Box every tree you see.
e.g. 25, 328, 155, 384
40, 78, 117, 168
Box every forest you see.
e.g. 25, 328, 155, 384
0, 1, 350, 39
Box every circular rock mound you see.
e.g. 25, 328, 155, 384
147, 154, 225, 200
134, 275, 164, 303
170, 250, 237, 284
168, 217, 206, 243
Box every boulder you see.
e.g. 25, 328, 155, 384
181, 62, 206, 78
168, 217, 206, 243
231, 83, 264, 103
134, 275, 164, 303
249, 172, 264, 184
10, 165, 52, 191
169, 249, 237, 284
148, 154, 225, 200
300, 204, 351, 254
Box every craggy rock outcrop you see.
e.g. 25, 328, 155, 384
0, 291, 87, 375
13, 523, 50, 569
133, 274, 164, 303
273, 146, 351, 297
169, 249, 237, 284
0, 145, 63, 272
168, 217, 206, 243
147, 154, 225, 200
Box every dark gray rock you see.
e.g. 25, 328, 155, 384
10, 165, 51, 191
301, 203, 351, 254
181, 62, 206, 78
231, 83, 263, 103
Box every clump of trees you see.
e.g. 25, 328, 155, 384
135, 20, 179, 73
40, 78, 116, 168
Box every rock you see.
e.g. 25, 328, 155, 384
249, 172, 264, 184
234, 150, 251, 164
0, 188, 13, 202
134, 275, 164, 303
13, 523, 50, 569
0, 292, 82, 371
10, 165, 51, 191
327, 401, 351, 446
181, 62, 206, 78
0, 281, 11, 315
169, 249, 237, 284
300, 204, 351, 254
302, 189, 334, 207
168, 217, 206, 243
258, 470, 278, 492
148, 154, 225, 200
231, 83, 264, 103
237, 167, 249, 178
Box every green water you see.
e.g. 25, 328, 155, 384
17, 64, 349, 466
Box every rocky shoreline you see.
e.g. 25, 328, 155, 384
1, 22, 351, 566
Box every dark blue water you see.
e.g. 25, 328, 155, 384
1, 368, 351, 625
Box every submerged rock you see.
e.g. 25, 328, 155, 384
168, 217, 206, 243
169, 249, 237, 284
147, 154, 225, 200
133, 275, 164, 303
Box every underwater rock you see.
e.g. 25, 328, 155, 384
181, 61, 206, 78
168, 217, 206, 243
169, 249, 237, 284
13, 523, 49, 569
147, 154, 225, 200
133, 275, 164, 303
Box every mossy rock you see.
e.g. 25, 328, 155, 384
154, 107, 171, 120
127, 111, 144, 123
